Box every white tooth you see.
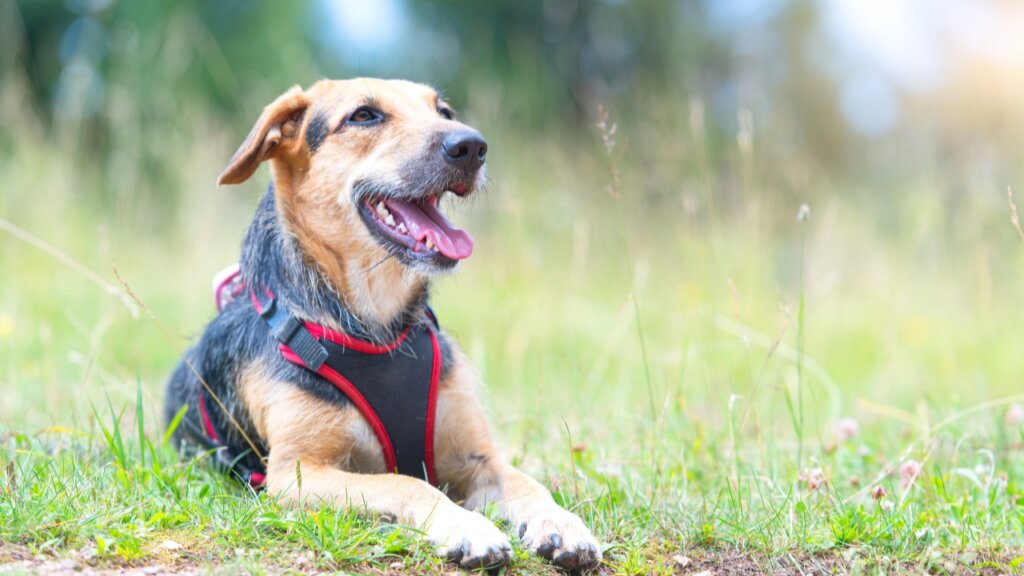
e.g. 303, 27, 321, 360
385, 214, 396, 227
425, 238, 434, 250
396, 222, 408, 234
376, 201, 389, 218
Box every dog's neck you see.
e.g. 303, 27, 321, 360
240, 185, 430, 342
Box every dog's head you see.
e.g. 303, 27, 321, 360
219, 78, 486, 275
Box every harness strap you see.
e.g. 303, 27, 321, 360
196, 387, 266, 489
251, 290, 328, 371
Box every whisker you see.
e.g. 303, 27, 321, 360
367, 254, 394, 273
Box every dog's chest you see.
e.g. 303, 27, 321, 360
337, 410, 389, 473
280, 321, 443, 484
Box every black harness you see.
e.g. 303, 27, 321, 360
198, 281, 441, 487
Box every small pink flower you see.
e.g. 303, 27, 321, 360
900, 460, 922, 488
835, 417, 860, 442
1006, 404, 1024, 426
800, 467, 827, 491
880, 499, 894, 512
871, 485, 888, 500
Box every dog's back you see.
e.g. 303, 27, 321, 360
164, 288, 268, 476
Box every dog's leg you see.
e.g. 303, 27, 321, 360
253, 381, 512, 568
464, 459, 602, 570
434, 351, 602, 570
266, 460, 511, 567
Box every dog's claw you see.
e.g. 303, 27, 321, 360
535, 533, 561, 558
444, 538, 470, 563
553, 542, 601, 570
460, 543, 512, 569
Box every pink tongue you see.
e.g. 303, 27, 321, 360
384, 199, 474, 260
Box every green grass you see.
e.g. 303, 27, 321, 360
4, 102, 1024, 574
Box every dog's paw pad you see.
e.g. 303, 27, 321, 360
520, 508, 602, 570
553, 541, 601, 570
429, 509, 512, 569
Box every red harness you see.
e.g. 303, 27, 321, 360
199, 267, 441, 486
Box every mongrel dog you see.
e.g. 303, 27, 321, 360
164, 78, 601, 569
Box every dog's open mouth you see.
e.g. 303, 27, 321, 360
359, 194, 474, 265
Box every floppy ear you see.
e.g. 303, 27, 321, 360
218, 85, 310, 186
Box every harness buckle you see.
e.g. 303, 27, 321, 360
257, 294, 329, 371
272, 315, 301, 343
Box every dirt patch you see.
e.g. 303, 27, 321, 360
0, 543, 197, 576
670, 547, 1022, 576
4, 542, 1022, 575
669, 548, 845, 575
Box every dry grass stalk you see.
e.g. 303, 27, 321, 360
1009, 187, 1024, 243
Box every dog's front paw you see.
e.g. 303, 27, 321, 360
425, 507, 512, 569
518, 506, 601, 570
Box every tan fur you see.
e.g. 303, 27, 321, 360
433, 346, 600, 564
219, 86, 310, 186
220, 79, 601, 569
222, 79, 449, 328
238, 363, 385, 473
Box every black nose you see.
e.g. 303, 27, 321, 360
442, 130, 487, 170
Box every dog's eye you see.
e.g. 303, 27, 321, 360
346, 106, 383, 126
438, 107, 454, 120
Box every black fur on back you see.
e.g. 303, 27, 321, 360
164, 184, 452, 475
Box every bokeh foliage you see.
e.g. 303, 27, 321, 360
3, 0, 1023, 426
4, 1, 1024, 571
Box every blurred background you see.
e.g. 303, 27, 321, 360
2, 0, 1023, 467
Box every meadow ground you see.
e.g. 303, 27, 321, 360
3, 109, 1024, 575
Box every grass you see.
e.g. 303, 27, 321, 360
4, 90, 1024, 574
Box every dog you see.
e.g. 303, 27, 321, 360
164, 78, 601, 570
